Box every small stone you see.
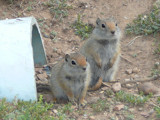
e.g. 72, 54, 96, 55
43, 34, 50, 38
112, 82, 121, 92
83, 114, 88, 119
132, 67, 140, 73
126, 84, 134, 89
124, 78, 130, 82
138, 108, 143, 111
89, 116, 95, 120
100, 91, 104, 94
113, 104, 124, 111
37, 72, 48, 80
53, 109, 58, 114
133, 74, 139, 79
128, 108, 135, 112
141, 111, 150, 118
56, 49, 62, 55
125, 69, 132, 75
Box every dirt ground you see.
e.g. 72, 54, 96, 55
1, 0, 160, 119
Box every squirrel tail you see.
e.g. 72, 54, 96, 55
88, 77, 102, 91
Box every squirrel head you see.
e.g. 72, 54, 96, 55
65, 53, 88, 72
93, 17, 121, 40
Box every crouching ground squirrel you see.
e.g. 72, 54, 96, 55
80, 17, 121, 90
50, 52, 91, 106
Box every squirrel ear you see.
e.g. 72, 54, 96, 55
96, 18, 101, 25
65, 54, 70, 62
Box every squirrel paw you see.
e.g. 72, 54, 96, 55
79, 100, 87, 107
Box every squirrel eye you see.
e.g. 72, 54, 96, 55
71, 60, 76, 65
102, 24, 105, 28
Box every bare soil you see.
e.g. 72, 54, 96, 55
1, 0, 160, 119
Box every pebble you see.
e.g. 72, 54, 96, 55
112, 82, 121, 92
125, 69, 132, 75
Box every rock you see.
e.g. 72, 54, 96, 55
112, 82, 121, 92
140, 111, 150, 118
113, 104, 124, 111
125, 69, 132, 75
129, 108, 135, 112
126, 84, 134, 89
138, 82, 160, 95
89, 116, 95, 120
132, 67, 140, 73
138, 108, 143, 111
37, 72, 48, 80
100, 91, 104, 94
124, 78, 130, 82
53, 109, 58, 114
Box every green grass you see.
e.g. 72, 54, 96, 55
125, 3, 160, 35
0, 95, 76, 120
154, 97, 160, 118
115, 91, 152, 106
72, 14, 94, 40
44, 0, 72, 21
91, 99, 110, 112
0, 95, 54, 120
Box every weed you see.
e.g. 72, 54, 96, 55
45, 0, 72, 21
125, 113, 134, 120
60, 103, 73, 114
154, 43, 160, 55
115, 91, 151, 105
91, 99, 110, 112
105, 89, 114, 97
72, 14, 94, 40
0, 95, 54, 119
151, 68, 160, 76
154, 97, 160, 118
125, 4, 160, 35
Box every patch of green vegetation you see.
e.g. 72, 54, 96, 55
115, 91, 152, 105
154, 97, 160, 118
0, 95, 54, 120
44, 0, 72, 21
56, 103, 74, 120
154, 43, 160, 55
72, 14, 94, 40
125, 114, 134, 120
125, 3, 160, 35
91, 99, 110, 112
105, 89, 114, 97
151, 68, 160, 76
6, 0, 15, 4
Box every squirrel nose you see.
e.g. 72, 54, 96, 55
83, 67, 86, 71
111, 31, 115, 34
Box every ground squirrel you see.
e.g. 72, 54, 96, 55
50, 52, 91, 106
80, 17, 121, 90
